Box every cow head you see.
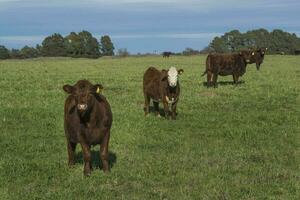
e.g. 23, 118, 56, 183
161, 67, 184, 87
239, 51, 256, 64
257, 47, 267, 57
63, 80, 103, 114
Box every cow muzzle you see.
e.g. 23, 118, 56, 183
77, 104, 88, 111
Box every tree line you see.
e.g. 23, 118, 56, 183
1, 29, 300, 59
208, 29, 300, 54
0, 31, 115, 59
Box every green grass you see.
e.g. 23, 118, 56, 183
0, 55, 299, 199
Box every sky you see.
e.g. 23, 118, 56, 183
0, 0, 299, 53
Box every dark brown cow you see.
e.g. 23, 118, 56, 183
143, 66, 184, 120
63, 80, 112, 176
163, 51, 172, 58
202, 51, 255, 87
241, 47, 267, 70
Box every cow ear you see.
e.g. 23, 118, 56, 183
178, 69, 184, 75
63, 84, 74, 94
93, 84, 104, 94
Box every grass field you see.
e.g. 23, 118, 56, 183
0, 55, 299, 199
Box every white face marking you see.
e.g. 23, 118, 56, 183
77, 104, 87, 110
251, 52, 255, 56
167, 67, 178, 87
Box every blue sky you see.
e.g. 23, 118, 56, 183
0, 0, 299, 53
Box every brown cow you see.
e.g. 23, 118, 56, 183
241, 47, 267, 70
202, 51, 255, 87
143, 66, 184, 120
63, 80, 112, 176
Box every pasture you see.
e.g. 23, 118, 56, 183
0, 55, 299, 199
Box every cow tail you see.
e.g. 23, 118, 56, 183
201, 55, 210, 76
201, 70, 207, 77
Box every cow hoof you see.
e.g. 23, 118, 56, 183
68, 163, 75, 168
84, 169, 91, 176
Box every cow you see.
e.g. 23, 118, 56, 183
63, 80, 112, 176
163, 51, 172, 58
241, 47, 267, 70
201, 51, 255, 87
143, 66, 184, 120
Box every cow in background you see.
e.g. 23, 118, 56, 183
241, 47, 267, 70
202, 51, 255, 87
163, 51, 172, 58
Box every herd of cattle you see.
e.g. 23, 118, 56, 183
63, 48, 267, 175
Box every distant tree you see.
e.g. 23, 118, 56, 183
78, 30, 100, 58
64, 32, 84, 57
20, 46, 39, 58
182, 48, 200, 56
35, 44, 42, 56
0, 45, 10, 59
117, 48, 130, 57
100, 35, 115, 56
41, 33, 67, 57
200, 46, 214, 54
10, 48, 22, 59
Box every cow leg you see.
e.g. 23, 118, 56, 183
171, 103, 177, 120
144, 95, 150, 116
153, 101, 160, 117
212, 74, 218, 88
207, 71, 213, 87
233, 74, 239, 85
67, 141, 76, 167
80, 143, 92, 176
100, 130, 110, 173
232, 74, 237, 84
163, 102, 170, 119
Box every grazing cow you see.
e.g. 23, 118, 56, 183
63, 80, 112, 176
143, 67, 184, 119
202, 51, 255, 87
241, 47, 267, 70
163, 51, 172, 58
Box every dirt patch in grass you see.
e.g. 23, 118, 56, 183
199, 91, 217, 97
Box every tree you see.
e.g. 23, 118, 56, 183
78, 31, 100, 58
20, 46, 39, 58
0, 45, 10, 59
100, 35, 114, 56
182, 48, 200, 56
117, 48, 130, 57
64, 32, 84, 57
10, 48, 22, 59
41, 33, 67, 57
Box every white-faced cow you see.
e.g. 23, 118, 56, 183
143, 66, 184, 119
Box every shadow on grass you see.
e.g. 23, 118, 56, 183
75, 150, 117, 170
147, 105, 178, 118
202, 80, 245, 87
148, 105, 166, 117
